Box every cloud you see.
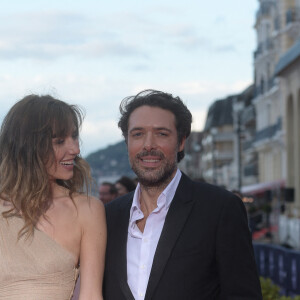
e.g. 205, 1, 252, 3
214, 44, 236, 53
0, 8, 224, 61
177, 80, 251, 96
0, 0, 256, 157
0, 11, 147, 61
214, 15, 227, 25
174, 35, 212, 51
0, 11, 86, 44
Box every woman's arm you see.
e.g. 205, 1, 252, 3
78, 196, 107, 300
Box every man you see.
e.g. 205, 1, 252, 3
99, 182, 117, 204
104, 90, 262, 299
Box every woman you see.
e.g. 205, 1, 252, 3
0, 95, 106, 300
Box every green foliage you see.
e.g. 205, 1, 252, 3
260, 277, 280, 300
262, 203, 272, 214
260, 277, 300, 300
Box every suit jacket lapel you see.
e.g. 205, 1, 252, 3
110, 195, 135, 300
145, 174, 195, 300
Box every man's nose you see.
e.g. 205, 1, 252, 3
143, 133, 156, 151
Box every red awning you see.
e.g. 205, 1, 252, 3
241, 179, 285, 195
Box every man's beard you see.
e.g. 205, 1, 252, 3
130, 150, 177, 188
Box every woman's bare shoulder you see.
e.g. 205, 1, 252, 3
73, 194, 105, 221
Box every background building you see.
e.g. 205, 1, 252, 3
201, 96, 235, 188
179, 131, 203, 180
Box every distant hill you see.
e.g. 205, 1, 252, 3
85, 140, 135, 180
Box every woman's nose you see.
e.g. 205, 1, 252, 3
68, 138, 80, 155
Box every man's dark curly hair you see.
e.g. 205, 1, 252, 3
118, 89, 192, 162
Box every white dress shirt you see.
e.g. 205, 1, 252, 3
127, 169, 182, 300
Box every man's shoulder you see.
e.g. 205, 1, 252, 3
179, 173, 241, 205
180, 173, 230, 194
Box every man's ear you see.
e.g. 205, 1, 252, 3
179, 137, 186, 152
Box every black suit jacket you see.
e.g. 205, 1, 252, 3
104, 173, 262, 299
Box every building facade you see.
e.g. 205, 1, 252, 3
201, 96, 236, 189
179, 131, 203, 180
275, 41, 300, 213
242, 0, 300, 198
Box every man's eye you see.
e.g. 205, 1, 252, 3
158, 132, 167, 136
132, 132, 142, 137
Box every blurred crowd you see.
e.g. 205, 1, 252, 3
99, 176, 137, 204
98, 176, 269, 241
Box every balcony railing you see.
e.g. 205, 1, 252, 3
255, 118, 282, 143
254, 38, 275, 59
267, 77, 275, 90
241, 106, 255, 125
244, 163, 258, 177
265, 38, 274, 51
274, 16, 280, 31
254, 76, 277, 97
213, 132, 235, 142
286, 8, 300, 24
254, 43, 263, 59
243, 139, 254, 151
215, 151, 233, 161
256, 1, 273, 19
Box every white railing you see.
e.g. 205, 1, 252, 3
279, 215, 300, 249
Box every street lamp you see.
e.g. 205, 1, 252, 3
236, 112, 242, 191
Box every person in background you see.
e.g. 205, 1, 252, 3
0, 95, 106, 300
99, 182, 118, 204
115, 176, 136, 197
104, 89, 262, 299
231, 189, 243, 199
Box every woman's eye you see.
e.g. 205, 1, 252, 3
53, 138, 64, 145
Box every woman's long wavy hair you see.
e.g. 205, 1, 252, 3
0, 95, 92, 238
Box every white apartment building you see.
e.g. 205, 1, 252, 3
242, 0, 300, 198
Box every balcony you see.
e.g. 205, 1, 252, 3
241, 105, 255, 125
253, 43, 263, 59
255, 118, 282, 143
265, 38, 274, 51
256, 1, 273, 19
215, 151, 233, 161
243, 139, 255, 151
243, 163, 258, 177
267, 77, 275, 90
254, 76, 277, 98
286, 8, 300, 24
284, 8, 300, 40
214, 132, 235, 142
274, 16, 280, 31
254, 38, 275, 60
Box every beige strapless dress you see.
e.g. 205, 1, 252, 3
0, 204, 79, 300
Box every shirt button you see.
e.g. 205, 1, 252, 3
144, 238, 148, 243
141, 264, 145, 269
139, 292, 144, 297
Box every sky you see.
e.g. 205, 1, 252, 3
0, 0, 259, 157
